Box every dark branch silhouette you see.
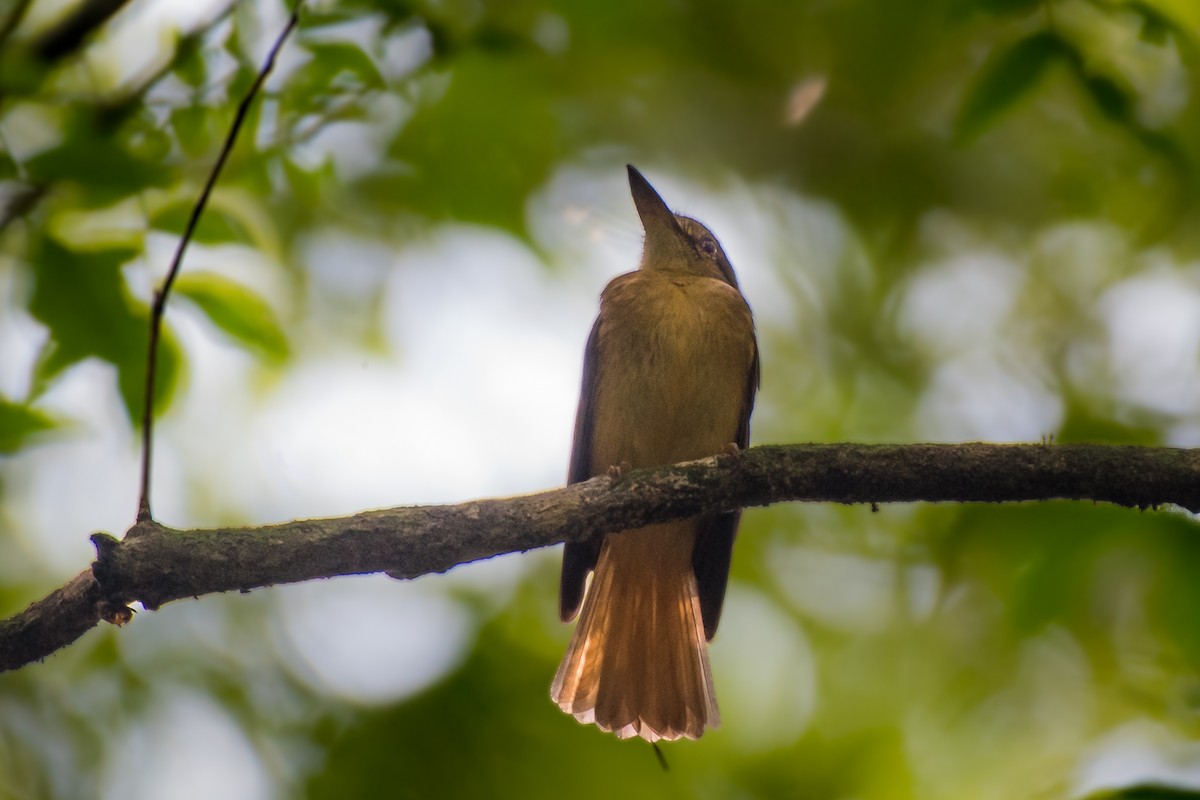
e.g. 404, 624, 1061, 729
137, 4, 301, 523
33, 0, 131, 62
3, 441, 1199, 672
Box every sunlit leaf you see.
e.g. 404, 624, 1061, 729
28, 237, 180, 421
955, 32, 1068, 143
0, 399, 54, 454
174, 272, 289, 363
151, 189, 279, 256
305, 42, 386, 90
150, 204, 251, 246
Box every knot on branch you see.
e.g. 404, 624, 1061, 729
89, 530, 139, 615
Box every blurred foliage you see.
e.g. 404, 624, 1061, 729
175, 272, 289, 363
2, 0, 1200, 798
0, 396, 52, 453
1082, 787, 1200, 799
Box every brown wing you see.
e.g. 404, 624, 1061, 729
692, 336, 759, 640
559, 318, 604, 622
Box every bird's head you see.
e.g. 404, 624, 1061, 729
627, 164, 740, 289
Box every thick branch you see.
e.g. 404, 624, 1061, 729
0, 571, 100, 671
3, 442, 1200, 672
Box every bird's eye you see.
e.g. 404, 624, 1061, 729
699, 237, 717, 255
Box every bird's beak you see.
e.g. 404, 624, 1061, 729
627, 165, 689, 267
628, 165, 676, 232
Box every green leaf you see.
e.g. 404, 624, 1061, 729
280, 42, 384, 126
150, 203, 252, 246
1082, 74, 1132, 124
30, 239, 141, 386
1056, 400, 1163, 445
28, 237, 181, 422
1138, 13, 1171, 44
174, 272, 289, 363
955, 32, 1067, 143
0, 48, 50, 97
1125, 2, 1191, 47
171, 105, 214, 157
381, 52, 559, 236
1054, 52, 1188, 172
305, 42, 386, 90
975, 0, 1042, 15
24, 124, 173, 206
0, 399, 55, 454
125, 110, 174, 165
283, 157, 335, 209
175, 34, 209, 88
0, 149, 17, 181
296, 9, 362, 29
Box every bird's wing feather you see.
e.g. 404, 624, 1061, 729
560, 317, 605, 622
692, 339, 759, 640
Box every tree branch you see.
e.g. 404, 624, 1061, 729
2, 441, 1199, 673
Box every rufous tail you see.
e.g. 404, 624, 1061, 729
551, 523, 718, 741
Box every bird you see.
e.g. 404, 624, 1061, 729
552, 165, 759, 741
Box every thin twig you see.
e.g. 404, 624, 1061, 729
137, 4, 302, 522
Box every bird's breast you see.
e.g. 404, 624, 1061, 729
588, 273, 755, 472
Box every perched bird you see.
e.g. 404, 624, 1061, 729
552, 165, 759, 741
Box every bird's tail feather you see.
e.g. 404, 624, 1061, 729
551, 524, 718, 741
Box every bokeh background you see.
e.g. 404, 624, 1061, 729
3, 0, 1200, 797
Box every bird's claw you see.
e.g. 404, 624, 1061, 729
607, 462, 631, 477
